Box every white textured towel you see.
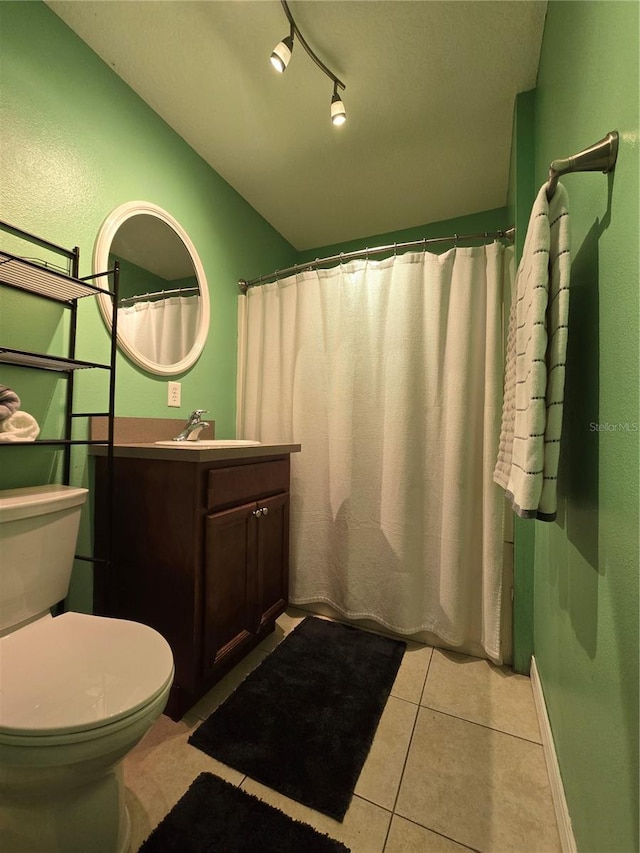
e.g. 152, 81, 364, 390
494, 182, 570, 521
0, 410, 40, 442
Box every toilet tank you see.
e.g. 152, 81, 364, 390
0, 485, 88, 634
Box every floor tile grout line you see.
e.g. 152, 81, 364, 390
389, 690, 419, 706
390, 648, 437, 707
418, 646, 436, 706
418, 703, 544, 745
349, 792, 393, 815
391, 812, 482, 853
381, 646, 435, 852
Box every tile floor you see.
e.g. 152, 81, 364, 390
124, 608, 561, 853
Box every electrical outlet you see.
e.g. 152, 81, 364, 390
168, 381, 181, 407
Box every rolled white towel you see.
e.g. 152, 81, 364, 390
0, 386, 21, 420
0, 410, 40, 442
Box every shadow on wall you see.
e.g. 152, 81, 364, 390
554, 180, 614, 659
557, 219, 601, 554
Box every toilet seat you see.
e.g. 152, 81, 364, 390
0, 612, 174, 738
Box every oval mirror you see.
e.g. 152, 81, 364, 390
94, 201, 210, 375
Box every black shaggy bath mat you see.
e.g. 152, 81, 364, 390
138, 772, 350, 852
188, 616, 406, 821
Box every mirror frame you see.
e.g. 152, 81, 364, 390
93, 201, 210, 376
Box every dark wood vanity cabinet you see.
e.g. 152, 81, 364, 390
94, 452, 291, 720
202, 488, 289, 681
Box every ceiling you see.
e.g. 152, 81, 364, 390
112, 215, 196, 281
46, 1, 547, 251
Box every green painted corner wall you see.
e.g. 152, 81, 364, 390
532, 3, 639, 852
0, 0, 296, 609
295, 207, 509, 267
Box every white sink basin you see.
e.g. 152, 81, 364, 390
154, 439, 261, 449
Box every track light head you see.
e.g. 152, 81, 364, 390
331, 85, 346, 126
270, 30, 294, 73
270, 2, 348, 126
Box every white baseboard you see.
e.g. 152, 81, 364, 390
530, 656, 578, 853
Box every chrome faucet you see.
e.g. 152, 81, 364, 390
173, 409, 211, 441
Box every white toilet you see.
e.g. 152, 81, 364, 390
0, 484, 175, 853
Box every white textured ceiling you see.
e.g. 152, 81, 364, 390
46, 1, 547, 251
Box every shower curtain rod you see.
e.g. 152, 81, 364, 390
118, 285, 199, 306
238, 225, 516, 292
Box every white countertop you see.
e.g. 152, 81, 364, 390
89, 442, 301, 462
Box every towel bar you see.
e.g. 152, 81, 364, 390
546, 131, 619, 200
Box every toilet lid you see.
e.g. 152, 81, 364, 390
0, 612, 174, 735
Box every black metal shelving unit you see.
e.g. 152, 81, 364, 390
0, 219, 119, 607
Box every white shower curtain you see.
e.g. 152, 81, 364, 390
117, 295, 200, 364
238, 244, 508, 661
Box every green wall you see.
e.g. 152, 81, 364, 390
109, 255, 171, 302
0, 0, 296, 607
296, 207, 509, 266
532, 3, 639, 852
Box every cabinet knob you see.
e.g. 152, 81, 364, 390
261, 506, 269, 516
253, 508, 263, 517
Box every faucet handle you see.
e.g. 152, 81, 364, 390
188, 409, 208, 422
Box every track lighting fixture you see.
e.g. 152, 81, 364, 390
330, 83, 346, 126
270, 0, 347, 127
270, 24, 294, 73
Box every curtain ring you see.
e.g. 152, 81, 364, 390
422, 237, 427, 252
393, 242, 397, 256
454, 234, 459, 246
365, 247, 369, 261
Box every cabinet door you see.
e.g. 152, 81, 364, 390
203, 502, 258, 676
256, 492, 289, 628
